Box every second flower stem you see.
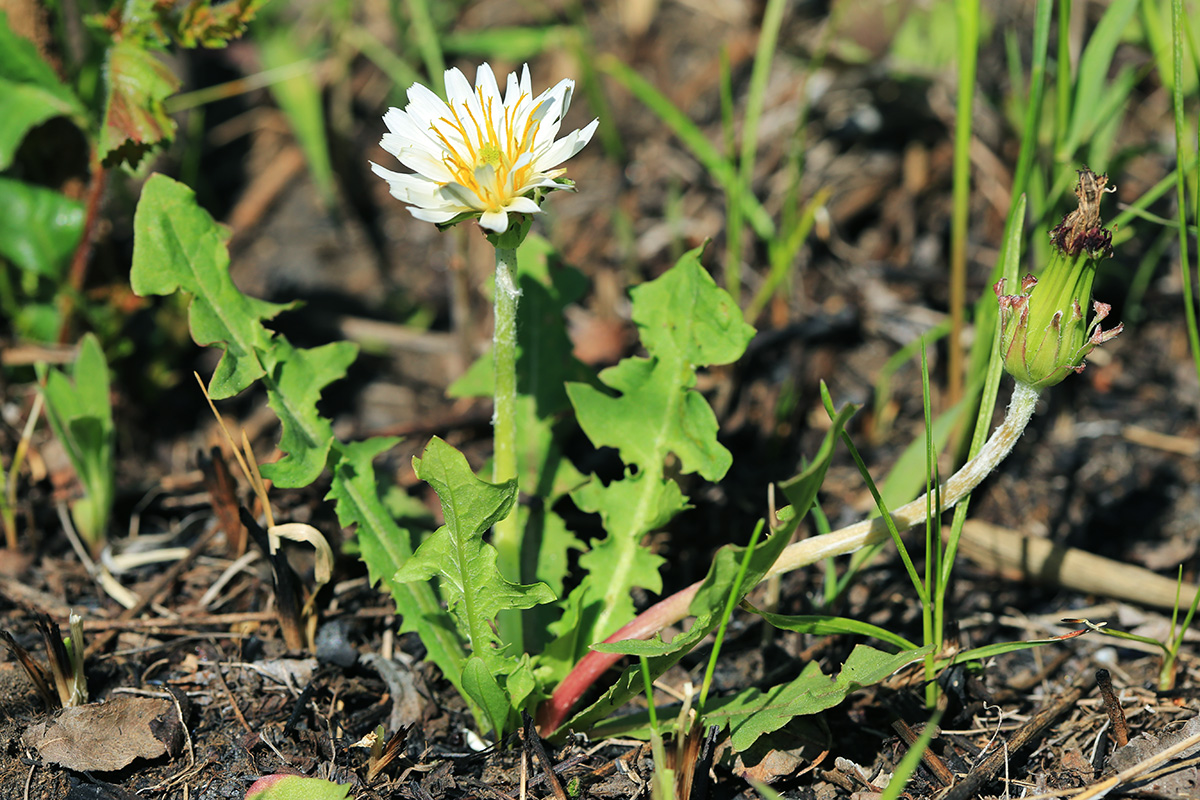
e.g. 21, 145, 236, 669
538, 381, 1041, 733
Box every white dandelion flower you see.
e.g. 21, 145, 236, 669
371, 63, 599, 234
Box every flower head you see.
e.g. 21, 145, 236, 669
995, 167, 1123, 390
371, 63, 598, 235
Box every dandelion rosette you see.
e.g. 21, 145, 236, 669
371, 63, 598, 236
995, 167, 1123, 390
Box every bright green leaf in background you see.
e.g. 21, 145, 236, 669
0, 177, 84, 279
0, 11, 86, 170
38, 334, 114, 552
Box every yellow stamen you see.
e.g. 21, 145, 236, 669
420, 88, 553, 212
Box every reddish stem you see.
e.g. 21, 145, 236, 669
57, 152, 107, 344
537, 580, 700, 733
538, 382, 1041, 734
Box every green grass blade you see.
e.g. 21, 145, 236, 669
1059, 0, 1138, 159
344, 26, 421, 96
260, 35, 337, 211
747, 605, 919, 651
947, 0, 980, 404
745, 187, 832, 324
1172, 0, 1200, 394
599, 54, 775, 239
403, 0, 444, 96
726, 0, 786, 298
441, 26, 563, 62
879, 710, 943, 800
699, 520, 766, 709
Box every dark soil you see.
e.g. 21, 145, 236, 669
4, 1, 1200, 798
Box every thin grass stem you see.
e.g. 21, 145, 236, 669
1171, 0, 1200, 398
948, 0, 980, 406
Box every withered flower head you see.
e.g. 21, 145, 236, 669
995, 167, 1123, 391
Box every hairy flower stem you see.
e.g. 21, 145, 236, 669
492, 246, 523, 649
539, 381, 1041, 733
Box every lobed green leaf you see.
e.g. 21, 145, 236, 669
462, 656, 511, 738
131, 174, 350, 487
99, 40, 181, 168
552, 247, 755, 667
711, 645, 932, 752
132, 174, 289, 399
396, 438, 555, 668
257, 339, 355, 487
327, 439, 467, 693
563, 396, 855, 736
571, 248, 753, 482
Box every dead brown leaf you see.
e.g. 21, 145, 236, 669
24, 694, 184, 772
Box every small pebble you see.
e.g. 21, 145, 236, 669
315, 619, 357, 667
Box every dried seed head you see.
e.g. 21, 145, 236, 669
996, 167, 1122, 390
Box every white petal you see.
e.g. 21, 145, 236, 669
520, 64, 533, 96
380, 130, 440, 164
371, 163, 444, 205
518, 173, 568, 191
474, 63, 502, 108
381, 107, 408, 134
382, 106, 439, 145
445, 68, 487, 139
410, 206, 466, 224
506, 196, 541, 214
441, 182, 486, 210
442, 67, 473, 104
479, 208, 509, 232
395, 147, 456, 184
534, 119, 598, 170
405, 81, 452, 126
502, 68, 523, 108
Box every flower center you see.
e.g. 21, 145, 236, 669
478, 142, 503, 169
431, 91, 541, 212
